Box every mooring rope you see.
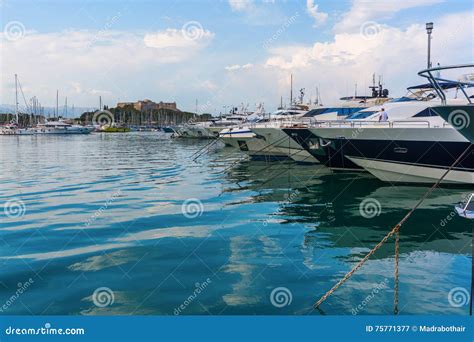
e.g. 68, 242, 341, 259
191, 137, 222, 161
314, 144, 472, 309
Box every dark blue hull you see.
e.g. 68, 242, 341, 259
283, 128, 474, 172
432, 105, 474, 143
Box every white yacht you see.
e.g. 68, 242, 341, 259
284, 75, 473, 183
221, 91, 392, 163
35, 120, 93, 134
219, 104, 312, 160
175, 104, 264, 139
0, 122, 35, 135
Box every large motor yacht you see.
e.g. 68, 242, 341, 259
284, 66, 474, 184
35, 120, 94, 134
222, 81, 392, 163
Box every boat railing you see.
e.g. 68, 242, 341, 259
249, 119, 302, 129
418, 63, 474, 105
308, 120, 434, 128
390, 120, 431, 128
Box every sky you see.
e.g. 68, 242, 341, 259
0, 0, 473, 115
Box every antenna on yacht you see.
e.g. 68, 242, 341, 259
65, 97, 68, 118
299, 88, 305, 104
354, 83, 358, 98
99, 96, 102, 111
369, 73, 378, 97
290, 74, 293, 105
56, 90, 59, 118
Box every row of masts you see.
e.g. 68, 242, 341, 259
12, 74, 92, 124
10, 71, 386, 127
280, 72, 387, 109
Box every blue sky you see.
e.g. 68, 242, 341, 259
1, 0, 473, 114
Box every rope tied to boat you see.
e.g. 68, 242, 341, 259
314, 144, 473, 311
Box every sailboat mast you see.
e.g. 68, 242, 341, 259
15, 74, 19, 124
56, 90, 59, 118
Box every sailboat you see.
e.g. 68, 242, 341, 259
0, 75, 35, 135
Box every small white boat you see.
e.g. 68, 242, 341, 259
0, 123, 35, 135
0, 74, 35, 136
455, 194, 474, 219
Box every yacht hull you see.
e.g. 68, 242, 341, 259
35, 128, 92, 134
283, 128, 359, 169
0, 129, 35, 135
251, 127, 319, 163
432, 105, 474, 143
347, 156, 474, 184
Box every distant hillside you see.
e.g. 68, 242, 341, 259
79, 105, 212, 126
0, 104, 96, 118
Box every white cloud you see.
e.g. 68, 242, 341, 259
337, 0, 444, 32
143, 28, 214, 49
306, 0, 328, 27
88, 89, 113, 96
225, 63, 254, 71
227, 0, 283, 25
256, 11, 473, 104
200, 80, 218, 91
228, 0, 254, 12
0, 27, 215, 108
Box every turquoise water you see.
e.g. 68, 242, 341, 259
0, 133, 471, 315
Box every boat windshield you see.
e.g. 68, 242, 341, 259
346, 111, 378, 120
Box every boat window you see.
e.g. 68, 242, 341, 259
303, 108, 327, 117
390, 96, 419, 102
321, 107, 364, 116
413, 108, 437, 117
346, 111, 377, 120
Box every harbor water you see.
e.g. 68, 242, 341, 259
0, 132, 471, 315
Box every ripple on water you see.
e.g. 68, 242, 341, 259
0, 134, 471, 315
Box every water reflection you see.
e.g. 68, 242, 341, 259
0, 135, 471, 316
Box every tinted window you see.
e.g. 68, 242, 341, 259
413, 108, 437, 117
346, 111, 377, 119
